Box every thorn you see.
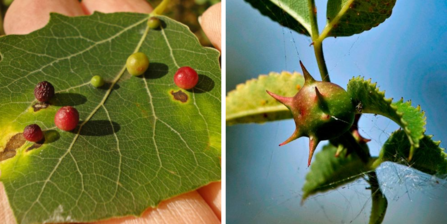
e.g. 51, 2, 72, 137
335, 145, 344, 157
279, 129, 300, 146
315, 86, 323, 98
309, 42, 314, 46
266, 90, 293, 107
315, 87, 329, 112
299, 61, 316, 84
308, 136, 319, 167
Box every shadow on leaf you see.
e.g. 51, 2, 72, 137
51, 93, 87, 106
99, 82, 120, 91
143, 62, 169, 79
191, 75, 215, 93
79, 120, 121, 136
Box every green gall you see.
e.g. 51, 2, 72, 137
148, 17, 161, 29
267, 62, 355, 166
90, 75, 104, 87
126, 52, 150, 76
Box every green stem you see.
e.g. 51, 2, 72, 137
313, 41, 329, 82
152, 0, 171, 16
307, 0, 330, 82
368, 171, 388, 224
307, 0, 319, 39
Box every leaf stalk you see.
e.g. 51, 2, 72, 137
307, 0, 330, 82
152, 0, 171, 16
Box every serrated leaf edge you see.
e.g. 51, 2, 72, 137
348, 76, 426, 159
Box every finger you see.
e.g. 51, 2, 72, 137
0, 183, 17, 223
96, 191, 219, 224
81, 0, 152, 15
4, 0, 85, 35
198, 182, 221, 220
199, 3, 221, 51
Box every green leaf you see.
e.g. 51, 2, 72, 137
0, 12, 221, 223
368, 172, 387, 224
244, 0, 311, 36
323, 0, 396, 38
302, 143, 370, 201
226, 71, 303, 125
375, 130, 447, 175
347, 77, 426, 160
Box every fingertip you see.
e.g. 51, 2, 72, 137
97, 191, 219, 224
0, 183, 16, 223
200, 3, 221, 51
4, 0, 84, 35
81, 0, 152, 15
198, 181, 222, 220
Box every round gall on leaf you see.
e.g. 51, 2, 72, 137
23, 124, 44, 142
266, 61, 355, 166
174, 66, 199, 89
126, 52, 150, 76
34, 81, 55, 102
148, 17, 161, 29
91, 75, 104, 87
55, 106, 79, 131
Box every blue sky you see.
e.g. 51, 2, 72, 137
227, 1, 447, 223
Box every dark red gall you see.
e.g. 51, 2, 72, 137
23, 124, 44, 142
34, 81, 55, 102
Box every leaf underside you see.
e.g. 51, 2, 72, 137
378, 130, 447, 175
244, 0, 310, 36
0, 13, 221, 223
347, 77, 426, 159
226, 71, 304, 125
302, 143, 369, 201
326, 0, 397, 37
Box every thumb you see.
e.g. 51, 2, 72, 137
199, 3, 221, 51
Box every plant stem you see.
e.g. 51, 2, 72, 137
307, 0, 330, 82
307, 0, 319, 39
313, 41, 330, 82
152, 0, 171, 16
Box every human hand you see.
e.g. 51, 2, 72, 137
1, 0, 221, 223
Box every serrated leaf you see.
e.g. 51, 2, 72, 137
324, 0, 396, 37
302, 143, 370, 201
244, 0, 311, 36
0, 12, 221, 223
226, 71, 303, 125
368, 172, 387, 224
347, 77, 425, 159
376, 130, 447, 175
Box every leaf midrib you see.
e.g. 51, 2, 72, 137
271, 0, 312, 34
226, 105, 289, 121
319, 0, 355, 41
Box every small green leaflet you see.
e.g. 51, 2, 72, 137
302, 143, 370, 201
226, 71, 304, 125
325, 0, 397, 38
376, 130, 447, 175
0, 13, 221, 223
347, 77, 425, 160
